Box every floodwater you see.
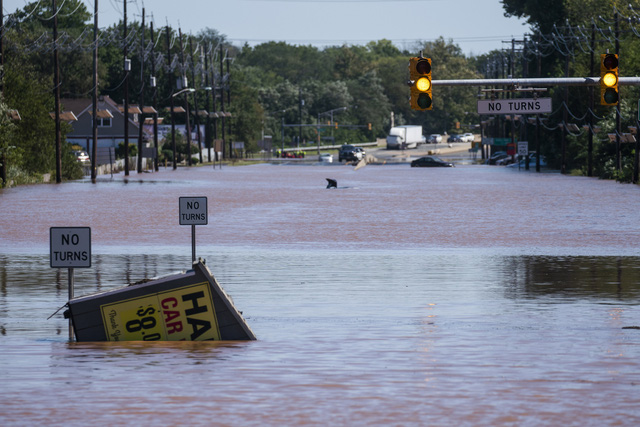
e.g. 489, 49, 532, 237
1, 162, 639, 425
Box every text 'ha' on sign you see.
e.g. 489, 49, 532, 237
179, 197, 208, 225
50, 227, 91, 268
477, 98, 552, 115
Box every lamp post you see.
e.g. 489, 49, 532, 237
203, 86, 213, 163
317, 106, 348, 152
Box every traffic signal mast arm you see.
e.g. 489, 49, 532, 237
428, 77, 640, 87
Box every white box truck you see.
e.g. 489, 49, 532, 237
386, 125, 424, 149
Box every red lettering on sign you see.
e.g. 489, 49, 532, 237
161, 297, 178, 309
166, 321, 183, 334
163, 310, 180, 323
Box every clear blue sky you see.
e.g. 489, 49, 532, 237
5, 0, 529, 56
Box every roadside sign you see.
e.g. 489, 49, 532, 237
50, 227, 91, 268
491, 138, 511, 146
518, 141, 529, 156
179, 197, 208, 225
478, 98, 552, 115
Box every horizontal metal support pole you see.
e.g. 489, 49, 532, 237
432, 77, 640, 87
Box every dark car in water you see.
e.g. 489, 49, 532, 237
410, 156, 454, 167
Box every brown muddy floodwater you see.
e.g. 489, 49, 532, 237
1, 162, 640, 425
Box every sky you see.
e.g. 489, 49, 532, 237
4, 0, 530, 56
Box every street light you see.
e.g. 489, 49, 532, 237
317, 107, 348, 153
172, 88, 195, 97
171, 87, 195, 166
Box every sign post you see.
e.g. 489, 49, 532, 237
518, 141, 529, 156
50, 227, 91, 341
179, 197, 208, 263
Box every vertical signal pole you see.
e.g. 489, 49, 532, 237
53, 0, 62, 184
91, 0, 98, 183
588, 24, 595, 178
123, 0, 129, 176
615, 11, 621, 172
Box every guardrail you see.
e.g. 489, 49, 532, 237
280, 141, 379, 153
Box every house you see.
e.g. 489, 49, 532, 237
61, 95, 154, 152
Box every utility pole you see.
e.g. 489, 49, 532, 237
189, 37, 203, 163
219, 47, 226, 159
178, 28, 192, 166
53, 0, 62, 183
0, 0, 6, 186
150, 21, 158, 172
204, 43, 213, 164
166, 26, 176, 170
91, 0, 98, 183
136, 9, 145, 173
210, 46, 219, 164
123, 0, 129, 176
562, 44, 570, 174
298, 87, 302, 148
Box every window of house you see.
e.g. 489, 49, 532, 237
98, 117, 112, 127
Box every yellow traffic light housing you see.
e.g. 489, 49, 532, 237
600, 53, 619, 106
409, 57, 432, 111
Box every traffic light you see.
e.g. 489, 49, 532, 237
600, 53, 619, 106
409, 57, 432, 111
367, 123, 372, 130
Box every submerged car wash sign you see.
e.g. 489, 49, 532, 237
478, 98, 552, 115
179, 197, 208, 225
50, 227, 91, 268
100, 282, 221, 341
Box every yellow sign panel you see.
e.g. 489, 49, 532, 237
100, 282, 221, 341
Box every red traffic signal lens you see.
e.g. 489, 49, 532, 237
603, 54, 618, 70
416, 59, 431, 75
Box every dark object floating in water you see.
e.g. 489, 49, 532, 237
622, 326, 640, 330
326, 178, 337, 188
65, 259, 256, 341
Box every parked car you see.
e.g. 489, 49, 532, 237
507, 154, 547, 168
410, 156, 454, 167
461, 133, 475, 143
319, 153, 333, 163
338, 144, 364, 162
448, 134, 463, 143
428, 134, 443, 144
74, 150, 89, 163
487, 151, 509, 165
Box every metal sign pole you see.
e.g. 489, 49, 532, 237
68, 267, 74, 341
192, 224, 196, 263
179, 197, 208, 264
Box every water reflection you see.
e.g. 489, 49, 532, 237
501, 256, 640, 301
1, 252, 639, 340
